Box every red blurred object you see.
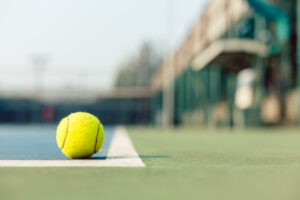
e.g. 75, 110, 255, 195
42, 105, 55, 122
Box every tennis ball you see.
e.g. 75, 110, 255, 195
56, 112, 104, 159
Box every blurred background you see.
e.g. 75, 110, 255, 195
0, 0, 299, 127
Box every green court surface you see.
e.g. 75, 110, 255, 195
2, 127, 300, 200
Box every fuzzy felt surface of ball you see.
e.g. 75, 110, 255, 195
56, 112, 104, 159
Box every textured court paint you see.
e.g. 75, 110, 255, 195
104, 126, 145, 167
0, 126, 145, 167
3, 128, 300, 200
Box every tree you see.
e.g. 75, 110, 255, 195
114, 42, 162, 88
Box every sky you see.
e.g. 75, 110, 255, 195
0, 0, 208, 92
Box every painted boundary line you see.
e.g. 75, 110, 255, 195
0, 126, 145, 167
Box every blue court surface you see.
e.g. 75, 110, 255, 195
0, 125, 114, 160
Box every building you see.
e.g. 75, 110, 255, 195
150, 0, 298, 127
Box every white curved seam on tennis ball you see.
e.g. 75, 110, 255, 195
93, 122, 100, 153
62, 117, 70, 149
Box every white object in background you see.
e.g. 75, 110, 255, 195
235, 68, 255, 109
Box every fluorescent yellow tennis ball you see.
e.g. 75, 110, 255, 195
56, 112, 104, 159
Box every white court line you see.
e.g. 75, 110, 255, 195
0, 126, 145, 167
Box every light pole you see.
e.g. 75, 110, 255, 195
32, 54, 48, 93
31, 54, 48, 122
162, 0, 175, 127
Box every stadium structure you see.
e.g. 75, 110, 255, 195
151, 0, 298, 127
